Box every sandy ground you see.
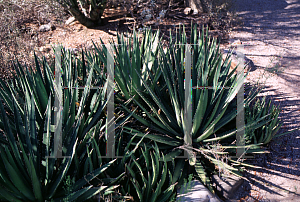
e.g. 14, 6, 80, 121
226, 0, 300, 201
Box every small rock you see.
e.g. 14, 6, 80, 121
222, 49, 256, 72
70, 21, 78, 26
230, 39, 242, 46
159, 10, 167, 19
192, 9, 199, 15
39, 23, 55, 32
39, 24, 51, 32
141, 9, 151, 17
39, 46, 51, 53
184, 7, 193, 15
177, 180, 222, 202
144, 14, 152, 21
66, 16, 76, 25
77, 25, 83, 32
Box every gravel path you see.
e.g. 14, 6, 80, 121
225, 0, 300, 201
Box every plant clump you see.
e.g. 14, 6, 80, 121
0, 24, 292, 201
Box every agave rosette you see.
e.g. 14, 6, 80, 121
0, 47, 133, 201
109, 24, 287, 191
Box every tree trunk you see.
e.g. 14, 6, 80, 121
68, 7, 97, 28
185, 0, 202, 14
184, 0, 212, 14
60, 0, 107, 28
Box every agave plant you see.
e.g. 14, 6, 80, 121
0, 46, 137, 201
93, 28, 163, 103
102, 128, 188, 201
0, 93, 117, 201
244, 96, 287, 145
89, 23, 293, 193
123, 142, 178, 201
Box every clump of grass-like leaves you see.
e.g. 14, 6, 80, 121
0, 23, 293, 201
92, 23, 293, 195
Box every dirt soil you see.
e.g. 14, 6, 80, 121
226, 0, 300, 201
32, 5, 236, 59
